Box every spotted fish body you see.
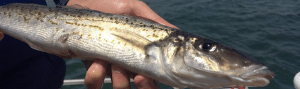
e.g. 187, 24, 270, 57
0, 3, 275, 88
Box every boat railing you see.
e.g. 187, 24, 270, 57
63, 78, 249, 89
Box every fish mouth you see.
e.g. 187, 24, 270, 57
239, 65, 275, 86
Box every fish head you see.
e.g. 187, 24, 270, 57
161, 31, 275, 88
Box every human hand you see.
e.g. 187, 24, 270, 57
67, 0, 177, 89
82, 60, 158, 89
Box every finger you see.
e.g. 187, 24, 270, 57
0, 31, 4, 41
85, 60, 108, 89
111, 64, 131, 89
134, 75, 159, 89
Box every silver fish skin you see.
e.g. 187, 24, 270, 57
0, 3, 275, 88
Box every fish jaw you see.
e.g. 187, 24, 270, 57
238, 65, 275, 87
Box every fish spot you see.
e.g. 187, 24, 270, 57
164, 36, 168, 38
173, 38, 181, 43
59, 34, 69, 43
37, 12, 42, 16
89, 25, 104, 31
110, 27, 117, 31
17, 13, 22, 17
64, 13, 69, 16
8, 12, 11, 18
23, 16, 30, 21
74, 22, 80, 26
65, 21, 73, 25
48, 19, 58, 25
77, 16, 82, 19
20, 7, 24, 12
159, 39, 163, 42
152, 34, 159, 38
111, 40, 115, 43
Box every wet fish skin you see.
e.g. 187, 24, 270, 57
0, 3, 275, 88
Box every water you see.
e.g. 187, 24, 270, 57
62, 0, 300, 89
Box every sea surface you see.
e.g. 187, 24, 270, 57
62, 0, 300, 89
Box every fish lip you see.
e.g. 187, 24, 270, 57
241, 65, 275, 82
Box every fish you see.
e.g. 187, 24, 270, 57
0, 3, 275, 88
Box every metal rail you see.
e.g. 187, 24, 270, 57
63, 78, 133, 85
63, 78, 249, 89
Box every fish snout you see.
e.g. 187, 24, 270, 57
240, 65, 275, 86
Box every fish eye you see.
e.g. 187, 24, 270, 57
199, 42, 216, 52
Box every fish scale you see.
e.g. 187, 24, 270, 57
0, 3, 275, 88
